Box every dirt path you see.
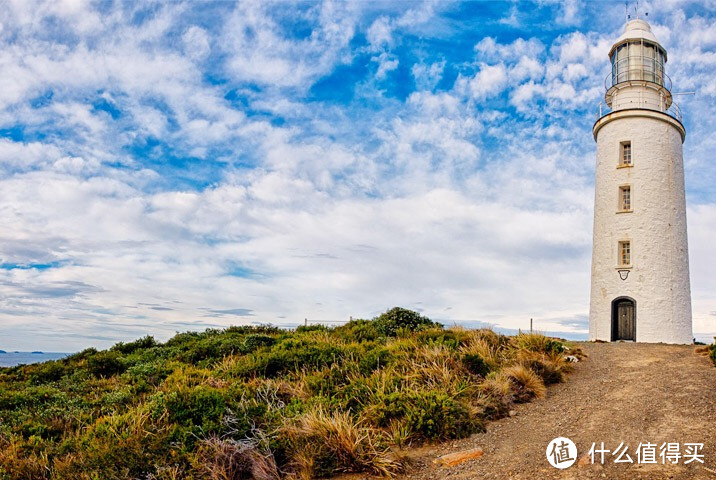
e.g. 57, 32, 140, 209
394, 342, 716, 479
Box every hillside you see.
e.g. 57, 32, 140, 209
0, 308, 577, 480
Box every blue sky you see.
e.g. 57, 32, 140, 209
1, 0, 715, 351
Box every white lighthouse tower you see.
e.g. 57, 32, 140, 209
589, 19, 692, 344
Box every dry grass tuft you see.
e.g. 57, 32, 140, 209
405, 345, 462, 389
477, 373, 513, 419
282, 407, 404, 478
460, 338, 501, 372
0, 439, 50, 480
514, 333, 562, 354
515, 350, 570, 385
197, 435, 280, 480
501, 364, 547, 402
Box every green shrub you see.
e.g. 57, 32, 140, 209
234, 340, 343, 378
243, 334, 276, 352
710, 342, 716, 366
372, 390, 481, 441
295, 325, 328, 333
111, 335, 157, 354
335, 319, 380, 342
28, 361, 68, 384
358, 347, 392, 375
64, 347, 98, 362
373, 307, 438, 337
87, 351, 126, 378
165, 386, 226, 431
225, 325, 281, 335
416, 328, 460, 349
126, 361, 173, 386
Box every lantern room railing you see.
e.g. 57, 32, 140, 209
596, 100, 683, 123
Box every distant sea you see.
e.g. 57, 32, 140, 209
0, 352, 70, 368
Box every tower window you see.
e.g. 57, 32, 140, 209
619, 241, 631, 266
619, 185, 632, 211
620, 141, 632, 166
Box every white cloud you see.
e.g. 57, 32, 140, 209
223, 1, 357, 89
373, 52, 399, 79
475, 37, 545, 63
367, 16, 393, 50
510, 81, 543, 111
182, 25, 211, 61
510, 56, 545, 82
460, 63, 508, 100
538, 0, 584, 26
412, 60, 445, 91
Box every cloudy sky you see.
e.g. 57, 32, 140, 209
0, 0, 715, 351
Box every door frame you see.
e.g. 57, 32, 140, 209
611, 296, 636, 341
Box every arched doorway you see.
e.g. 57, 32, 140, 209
611, 297, 636, 341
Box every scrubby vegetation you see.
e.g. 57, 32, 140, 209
0, 307, 576, 479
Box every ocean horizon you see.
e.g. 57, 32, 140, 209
0, 352, 70, 368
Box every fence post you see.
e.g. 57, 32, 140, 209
304, 318, 308, 327
530, 318, 533, 334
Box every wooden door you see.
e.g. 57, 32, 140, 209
616, 300, 635, 340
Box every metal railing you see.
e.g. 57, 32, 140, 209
596, 100, 683, 123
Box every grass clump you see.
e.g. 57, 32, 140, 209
196, 435, 280, 480
0, 308, 573, 479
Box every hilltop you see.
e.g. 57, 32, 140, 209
0, 308, 577, 480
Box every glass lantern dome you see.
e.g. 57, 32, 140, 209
610, 34, 668, 88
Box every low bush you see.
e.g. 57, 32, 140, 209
373, 307, 438, 337
87, 351, 126, 378
243, 334, 276, 352
370, 389, 481, 441
28, 361, 68, 384
335, 319, 380, 342
111, 335, 157, 354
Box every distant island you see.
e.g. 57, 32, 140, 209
0, 350, 5, 353
31, 351, 43, 354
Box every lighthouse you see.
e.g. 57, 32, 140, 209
589, 19, 692, 344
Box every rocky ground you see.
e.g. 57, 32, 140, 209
341, 342, 716, 479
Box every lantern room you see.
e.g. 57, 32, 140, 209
604, 19, 674, 114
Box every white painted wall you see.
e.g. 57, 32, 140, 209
589, 112, 692, 343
